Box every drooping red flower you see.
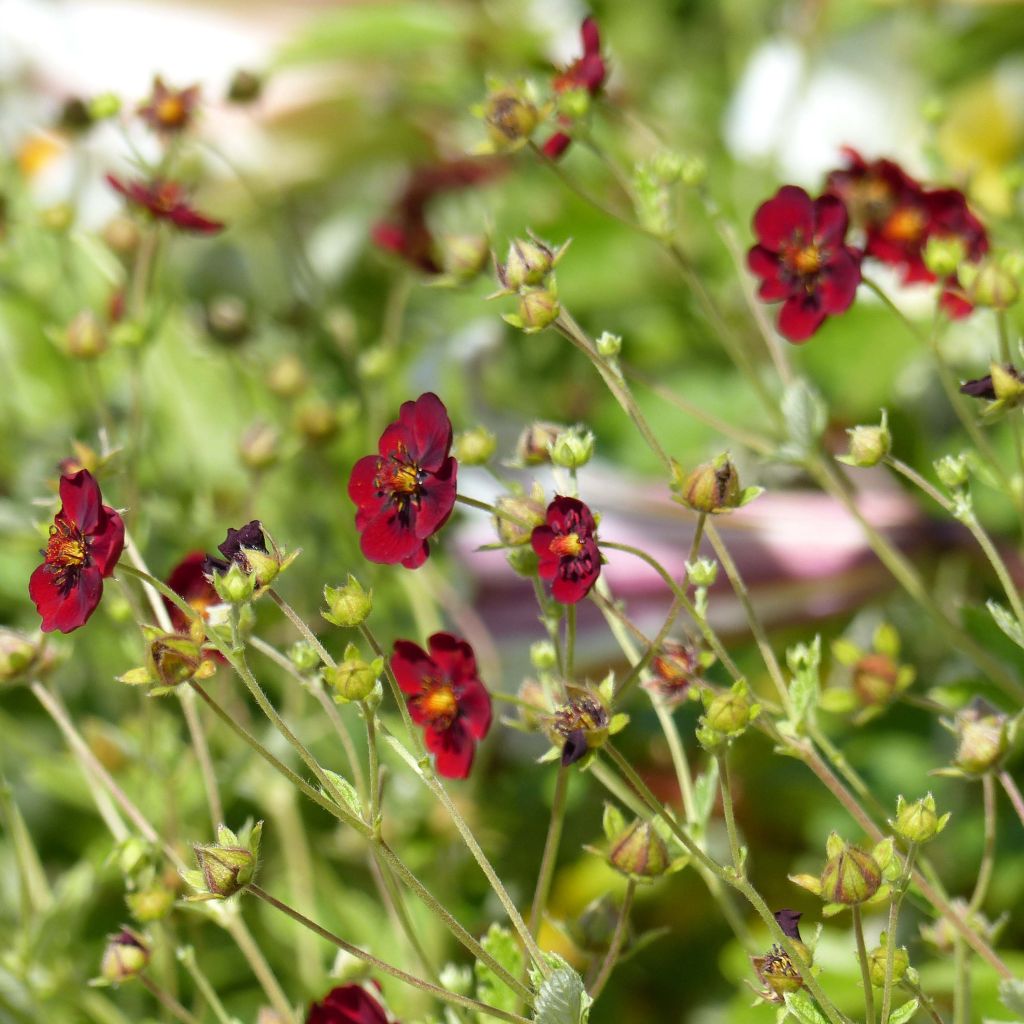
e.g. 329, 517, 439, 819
347, 393, 457, 569
390, 632, 492, 779
531, 496, 602, 604
164, 551, 221, 632
541, 17, 608, 160
29, 469, 125, 633
307, 984, 390, 1024
138, 76, 200, 134
371, 158, 507, 272
106, 175, 224, 234
747, 185, 862, 342
201, 520, 268, 577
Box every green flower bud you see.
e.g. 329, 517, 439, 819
951, 702, 1011, 775
266, 353, 308, 398
504, 284, 560, 334
227, 69, 263, 104
453, 427, 497, 466
549, 425, 595, 469
295, 399, 339, 445
608, 819, 669, 879
322, 575, 373, 628
63, 310, 108, 359
868, 939, 909, 987
960, 256, 1020, 310
819, 834, 882, 905
126, 885, 176, 923
0, 628, 45, 684
205, 294, 250, 346
596, 331, 622, 357
213, 562, 256, 605
934, 453, 969, 490
672, 453, 761, 514
499, 237, 565, 290
100, 928, 150, 984
330, 651, 379, 703
891, 793, 950, 844
839, 411, 891, 468
530, 640, 557, 671
700, 680, 759, 739
238, 421, 279, 471
686, 558, 718, 588
189, 823, 262, 900
439, 234, 490, 283
288, 641, 321, 674
923, 235, 967, 278
514, 424, 563, 467
483, 88, 539, 150
146, 633, 205, 689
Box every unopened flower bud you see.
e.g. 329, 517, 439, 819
190, 823, 262, 899
951, 701, 1011, 775
227, 69, 263, 104
852, 653, 899, 707
530, 640, 557, 671
213, 562, 257, 605
266, 353, 308, 398
330, 648, 379, 703
608, 819, 669, 879
126, 884, 175, 923
506, 545, 540, 576
891, 793, 949, 844
549, 425, 595, 469
934, 453, 969, 490
483, 88, 539, 150
440, 234, 489, 283
673, 453, 753, 514
500, 238, 562, 290
686, 558, 718, 588
700, 680, 759, 738
100, 928, 150, 984
146, 633, 204, 688
515, 423, 563, 466
205, 294, 250, 345
839, 411, 891, 468
238, 421, 279, 471
923, 235, 967, 278
819, 834, 882, 905
960, 256, 1020, 310
322, 576, 373, 627
453, 427, 497, 466
505, 285, 560, 333
868, 939, 909, 987
63, 310, 108, 359
596, 331, 622, 357
295, 399, 339, 444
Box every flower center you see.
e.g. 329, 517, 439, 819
883, 207, 925, 243
549, 532, 583, 558
152, 184, 180, 213
44, 519, 89, 591
156, 97, 186, 126
420, 682, 458, 729
790, 244, 823, 276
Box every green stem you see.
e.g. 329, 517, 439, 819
365, 704, 381, 826
609, 593, 685, 704
455, 492, 533, 528
996, 309, 1024, 504
853, 904, 876, 1024
223, 915, 296, 1022
999, 769, 1024, 827
716, 750, 744, 873
902, 978, 945, 1024
565, 604, 577, 682
953, 938, 970, 1024
528, 765, 570, 939
177, 947, 235, 1024
879, 844, 918, 1024
247, 885, 532, 1024
688, 512, 708, 565
968, 773, 997, 915
269, 588, 336, 668
138, 975, 201, 1024
588, 878, 635, 1000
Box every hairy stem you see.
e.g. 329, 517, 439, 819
588, 879, 636, 1000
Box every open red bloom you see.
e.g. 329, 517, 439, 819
348, 393, 457, 569
138, 76, 200, 133
372, 158, 506, 272
747, 185, 862, 342
164, 551, 221, 632
107, 175, 224, 234
391, 632, 492, 779
308, 984, 390, 1024
29, 469, 124, 633
542, 17, 608, 160
531, 496, 602, 604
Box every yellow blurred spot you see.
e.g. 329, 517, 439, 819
17, 132, 66, 178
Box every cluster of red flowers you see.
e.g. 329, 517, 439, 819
748, 148, 988, 342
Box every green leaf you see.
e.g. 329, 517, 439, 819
818, 689, 858, 714
532, 958, 592, 1024
320, 770, 363, 820
888, 997, 920, 1024
692, 759, 720, 829
999, 978, 1024, 1018
782, 378, 827, 455
474, 924, 524, 1018
782, 989, 828, 1024
986, 600, 1024, 651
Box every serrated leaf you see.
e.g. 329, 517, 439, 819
692, 760, 719, 828
474, 924, 524, 1017
783, 989, 828, 1024
789, 670, 818, 728
889, 998, 919, 1024
532, 964, 592, 1024
320, 769, 363, 819
987, 600, 1024, 651
782, 379, 827, 453
999, 978, 1024, 1017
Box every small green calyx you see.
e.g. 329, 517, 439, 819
868, 934, 909, 987
697, 680, 760, 748
322, 575, 373, 628
187, 822, 262, 900
948, 701, 1014, 776
331, 645, 383, 703
819, 833, 882, 905
838, 410, 891, 468
607, 818, 670, 879
146, 633, 206, 689
126, 884, 176, 923
214, 561, 257, 605
672, 453, 762, 515
99, 928, 150, 985
891, 793, 950, 844
549, 425, 595, 470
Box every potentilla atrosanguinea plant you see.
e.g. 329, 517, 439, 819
390, 632, 492, 779
29, 469, 125, 634
747, 184, 862, 342
106, 175, 224, 234
307, 984, 390, 1024
531, 495, 602, 603
348, 392, 457, 569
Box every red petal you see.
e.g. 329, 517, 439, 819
818, 248, 862, 314
427, 632, 477, 684
581, 16, 601, 55
542, 133, 572, 160
777, 294, 826, 343
358, 509, 423, 565
348, 455, 384, 509
390, 640, 434, 695
457, 677, 492, 740
939, 284, 974, 319
59, 469, 102, 534
405, 392, 454, 470
87, 506, 125, 576
400, 541, 430, 569
413, 459, 457, 537
753, 186, 814, 251
29, 563, 103, 633
551, 570, 593, 604
813, 194, 849, 246
312, 984, 389, 1024
426, 720, 475, 779
748, 246, 790, 300
169, 204, 224, 234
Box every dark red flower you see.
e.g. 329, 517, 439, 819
372, 158, 507, 273
747, 185, 862, 342
390, 632, 492, 779
541, 17, 608, 160
29, 469, 124, 634
164, 551, 221, 632
308, 984, 390, 1024
531, 496, 601, 604
107, 175, 224, 234
347, 393, 457, 569
138, 76, 200, 134
201, 520, 268, 577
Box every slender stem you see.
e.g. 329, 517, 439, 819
528, 765, 570, 939
999, 769, 1024, 827
688, 512, 707, 565
996, 309, 1024, 502
610, 593, 685, 704
138, 975, 201, 1024
181, 690, 224, 831
223, 916, 295, 1023
853, 905, 876, 1024
704, 520, 791, 712
903, 978, 945, 1024
588, 879, 635, 1000
565, 605, 576, 682
968, 773, 997, 915
365, 705, 381, 826
247, 885, 532, 1024
879, 844, 918, 1024
269, 588, 336, 668
716, 751, 744, 873
953, 938, 969, 1024
456, 492, 532, 528
177, 947, 235, 1024
360, 623, 419, 744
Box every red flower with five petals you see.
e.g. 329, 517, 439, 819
308, 984, 390, 1024
531, 496, 602, 604
348, 393, 458, 569
390, 632, 492, 779
29, 469, 125, 633
747, 185, 862, 342
542, 17, 608, 160
107, 175, 224, 234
